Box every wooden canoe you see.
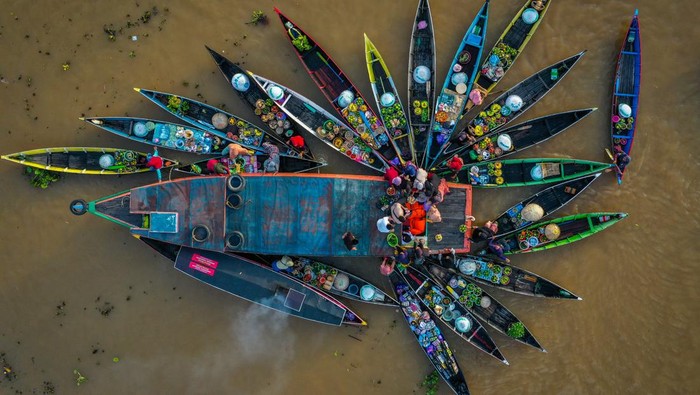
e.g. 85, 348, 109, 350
204, 46, 315, 160
248, 71, 389, 174
495, 212, 628, 254
443, 157, 613, 188
423, 0, 489, 168
365, 34, 415, 163
135, 87, 312, 160
462, 0, 553, 115
427, 254, 581, 300
389, 271, 470, 395
610, 10, 641, 184
423, 262, 544, 351
1, 147, 177, 175
81, 117, 229, 155
402, 266, 509, 364
175, 154, 325, 176
434, 108, 596, 168
257, 255, 398, 307
407, 0, 436, 156
491, 173, 602, 236
440, 51, 586, 161
138, 238, 367, 326
274, 8, 402, 164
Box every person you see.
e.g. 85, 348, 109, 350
222, 143, 251, 161
376, 216, 395, 233
395, 246, 410, 265
206, 158, 229, 175
447, 155, 464, 180
342, 231, 359, 251
262, 142, 280, 174
413, 168, 428, 191
390, 202, 410, 224
379, 256, 396, 276
468, 166, 482, 185
488, 238, 510, 263
471, 221, 496, 242
412, 242, 425, 265
288, 134, 305, 150
613, 145, 631, 172
402, 161, 418, 178
146, 147, 163, 182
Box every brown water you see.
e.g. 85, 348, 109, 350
1, 0, 698, 393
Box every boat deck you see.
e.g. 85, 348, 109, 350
127, 174, 471, 257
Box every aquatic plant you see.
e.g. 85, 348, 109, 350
249, 10, 267, 25
421, 370, 440, 395
25, 167, 61, 189
73, 369, 88, 386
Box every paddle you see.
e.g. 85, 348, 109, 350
605, 148, 624, 184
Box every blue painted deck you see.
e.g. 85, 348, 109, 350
128, 174, 471, 257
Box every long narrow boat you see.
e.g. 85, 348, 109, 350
248, 72, 389, 173
401, 266, 508, 364
441, 108, 596, 167
79, 174, 474, 257
138, 237, 366, 326
493, 212, 628, 254
423, 0, 489, 167
274, 8, 402, 164
81, 117, 228, 155
257, 255, 397, 307
407, 0, 436, 156
389, 271, 470, 395
1, 147, 177, 175
175, 154, 325, 176
204, 46, 316, 160
134, 88, 312, 160
439, 51, 586, 162
442, 158, 613, 188
420, 263, 544, 351
426, 255, 581, 300
462, 0, 553, 115
364, 34, 415, 163
491, 174, 601, 235
610, 10, 641, 184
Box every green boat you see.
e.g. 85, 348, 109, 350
440, 158, 613, 188
494, 212, 628, 254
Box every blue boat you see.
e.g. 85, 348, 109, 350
81, 173, 474, 257
610, 10, 641, 184
423, 0, 489, 168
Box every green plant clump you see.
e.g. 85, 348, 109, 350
421, 370, 440, 395
249, 10, 267, 25
507, 321, 525, 339
26, 167, 61, 188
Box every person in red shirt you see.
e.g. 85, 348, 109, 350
289, 135, 305, 149
447, 155, 464, 180
146, 147, 163, 182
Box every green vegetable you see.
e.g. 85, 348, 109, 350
507, 322, 525, 339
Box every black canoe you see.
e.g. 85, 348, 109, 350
491, 173, 602, 236
204, 46, 315, 160
256, 255, 397, 307
175, 154, 325, 176
438, 51, 586, 162
389, 271, 470, 395
402, 266, 509, 364
434, 108, 596, 168
407, 0, 437, 156
137, 237, 367, 326
423, 262, 544, 351
427, 254, 581, 300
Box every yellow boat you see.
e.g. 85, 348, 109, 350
1, 147, 178, 175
